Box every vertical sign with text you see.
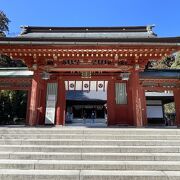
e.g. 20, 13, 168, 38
45, 83, 57, 124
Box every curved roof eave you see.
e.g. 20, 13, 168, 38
0, 36, 180, 46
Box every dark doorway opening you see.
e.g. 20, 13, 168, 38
65, 90, 107, 125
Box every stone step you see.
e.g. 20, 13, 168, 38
0, 169, 179, 180
0, 160, 180, 171
1, 139, 180, 146
2, 152, 180, 161
81, 170, 180, 180
0, 145, 179, 153
1, 128, 180, 135
0, 169, 79, 180
1, 152, 180, 161
2, 134, 180, 140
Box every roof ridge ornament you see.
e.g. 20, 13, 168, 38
20, 26, 29, 35
146, 25, 155, 35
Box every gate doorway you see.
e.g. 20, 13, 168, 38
65, 81, 107, 126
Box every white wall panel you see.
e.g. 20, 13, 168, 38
45, 83, 58, 125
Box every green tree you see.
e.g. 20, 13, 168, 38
0, 90, 28, 125
147, 51, 180, 70
171, 51, 180, 69
0, 10, 10, 32
148, 55, 175, 69
0, 55, 26, 67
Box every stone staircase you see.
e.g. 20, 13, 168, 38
0, 127, 180, 179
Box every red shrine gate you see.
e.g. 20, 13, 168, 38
29, 72, 146, 127
0, 26, 180, 127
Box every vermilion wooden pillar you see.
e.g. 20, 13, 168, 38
174, 89, 180, 126
25, 90, 31, 125
38, 80, 47, 125
56, 78, 66, 125
107, 78, 116, 125
130, 69, 145, 127
140, 87, 147, 126
27, 72, 40, 126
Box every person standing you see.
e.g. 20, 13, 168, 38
82, 110, 86, 124
91, 111, 95, 123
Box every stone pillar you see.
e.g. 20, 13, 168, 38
107, 78, 116, 125
174, 88, 180, 126
130, 69, 145, 127
27, 72, 40, 126
56, 78, 66, 125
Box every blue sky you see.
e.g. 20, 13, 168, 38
1, 0, 180, 37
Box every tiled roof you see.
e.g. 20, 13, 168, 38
19, 25, 157, 39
